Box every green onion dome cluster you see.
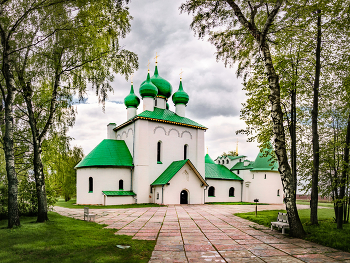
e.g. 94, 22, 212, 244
124, 84, 140, 108
150, 65, 172, 98
172, 80, 189, 105
139, 71, 158, 98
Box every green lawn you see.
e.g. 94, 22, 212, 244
235, 208, 350, 252
0, 212, 155, 263
55, 198, 164, 209
296, 200, 334, 208
206, 202, 269, 205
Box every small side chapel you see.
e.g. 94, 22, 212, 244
75, 60, 283, 205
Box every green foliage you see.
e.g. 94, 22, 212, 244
0, 212, 155, 263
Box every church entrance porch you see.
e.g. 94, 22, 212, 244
180, 190, 188, 204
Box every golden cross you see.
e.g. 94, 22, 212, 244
207, 147, 208, 154
154, 52, 159, 64
179, 69, 184, 79
130, 74, 134, 84
147, 60, 150, 71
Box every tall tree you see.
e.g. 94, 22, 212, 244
181, 0, 305, 237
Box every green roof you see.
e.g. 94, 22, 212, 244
151, 65, 172, 98
205, 163, 243, 180
205, 154, 216, 164
102, 191, 136, 196
151, 159, 207, 186
230, 161, 254, 171
172, 80, 189, 105
115, 108, 207, 131
251, 146, 279, 172
75, 139, 133, 168
124, 84, 140, 108
216, 155, 246, 161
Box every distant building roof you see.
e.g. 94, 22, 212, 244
205, 153, 243, 180
215, 155, 246, 161
75, 139, 133, 168
251, 146, 279, 172
151, 159, 207, 186
230, 160, 254, 171
114, 108, 207, 131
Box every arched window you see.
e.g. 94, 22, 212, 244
264, 174, 267, 179
252, 174, 254, 179
237, 170, 240, 174
277, 189, 280, 196
119, 179, 123, 190
222, 160, 225, 164
208, 186, 215, 197
184, 144, 188, 160
226, 159, 229, 164
89, 177, 93, 193
157, 141, 161, 163
229, 187, 235, 197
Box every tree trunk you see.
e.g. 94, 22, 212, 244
310, 9, 321, 225
2, 49, 20, 228
338, 111, 350, 229
290, 68, 297, 196
260, 42, 305, 237
22, 83, 48, 222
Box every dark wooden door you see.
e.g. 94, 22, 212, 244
180, 190, 188, 204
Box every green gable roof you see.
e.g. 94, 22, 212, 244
230, 161, 254, 171
102, 191, 135, 196
205, 163, 243, 180
114, 108, 207, 131
75, 139, 133, 168
151, 159, 207, 186
251, 146, 279, 172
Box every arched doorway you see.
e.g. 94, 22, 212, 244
180, 190, 188, 204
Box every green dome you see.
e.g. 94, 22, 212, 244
139, 71, 158, 98
124, 84, 140, 108
172, 80, 189, 105
151, 65, 172, 98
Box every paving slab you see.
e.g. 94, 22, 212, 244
54, 204, 347, 262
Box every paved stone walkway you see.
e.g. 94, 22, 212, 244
53, 205, 350, 262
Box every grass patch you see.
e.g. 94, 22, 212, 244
0, 212, 155, 263
235, 208, 350, 252
206, 202, 269, 205
55, 198, 164, 209
296, 200, 334, 208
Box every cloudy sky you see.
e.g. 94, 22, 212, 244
68, 0, 260, 161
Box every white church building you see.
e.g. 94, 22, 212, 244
75, 63, 283, 205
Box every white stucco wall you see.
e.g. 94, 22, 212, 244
76, 167, 132, 205
242, 171, 283, 204
152, 163, 205, 204
205, 179, 243, 203
103, 195, 135, 205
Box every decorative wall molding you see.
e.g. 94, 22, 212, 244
154, 126, 167, 135
181, 130, 192, 139
168, 128, 180, 137
127, 128, 134, 137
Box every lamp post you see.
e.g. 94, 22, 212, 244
254, 199, 259, 216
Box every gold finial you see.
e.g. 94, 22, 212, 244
147, 60, 150, 72
154, 52, 159, 64
131, 74, 134, 84
236, 139, 238, 156
207, 147, 208, 154
179, 69, 184, 80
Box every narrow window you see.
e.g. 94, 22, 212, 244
155, 99, 157, 106
264, 174, 267, 179
157, 141, 161, 163
229, 187, 235, 197
226, 159, 229, 164
237, 170, 240, 174
277, 189, 280, 196
157, 192, 159, 200
239, 159, 242, 162
150, 186, 153, 194
252, 174, 254, 179
208, 186, 215, 197
184, 144, 188, 160
89, 177, 93, 193
119, 179, 123, 190
222, 160, 225, 164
